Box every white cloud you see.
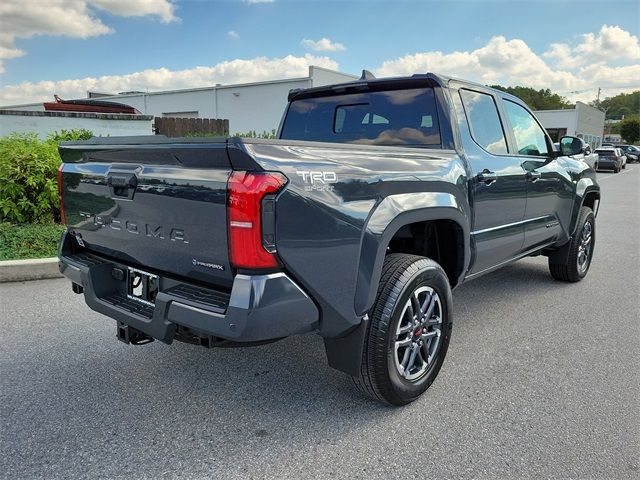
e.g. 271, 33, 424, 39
376, 36, 578, 90
543, 43, 580, 69
0, 46, 25, 73
89, 0, 177, 23
0, 0, 177, 73
375, 30, 639, 103
228, 30, 239, 40
301, 38, 346, 52
576, 25, 640, 60
0, 54, 338, 105
245, 0, 274, 4
544, 25, 640, 69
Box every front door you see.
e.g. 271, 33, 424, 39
500, 99, 567, 251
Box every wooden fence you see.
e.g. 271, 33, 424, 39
154, 117, 229, 137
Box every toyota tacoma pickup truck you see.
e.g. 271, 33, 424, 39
57, 72, 600, 405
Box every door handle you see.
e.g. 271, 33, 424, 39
107, 173, 137, 199
526, 171, 542, 182
477, 169, 497, 185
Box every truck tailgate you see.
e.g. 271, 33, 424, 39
60, 140, 234, 288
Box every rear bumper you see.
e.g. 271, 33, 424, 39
597, 158, 619, 169
58, 233, 319, 344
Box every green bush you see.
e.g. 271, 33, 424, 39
0, 133, 60, 224
0, 222, 66, 260
47, 128, 94, 143
0, 129, 93, 224
233, 129, 277, 139
184, 129, 277, 139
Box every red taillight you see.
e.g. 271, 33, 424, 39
227, 171, 286, 269
57, 163, 67, 224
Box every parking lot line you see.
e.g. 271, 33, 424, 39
597, 167, 634, 180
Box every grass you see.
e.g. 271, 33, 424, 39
0, 223, 66, 261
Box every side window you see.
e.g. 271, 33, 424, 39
503, 100, 549, 156
459, 89, 507, 155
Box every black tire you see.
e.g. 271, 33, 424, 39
549, 206, 595, 282
352, 253, 453, 405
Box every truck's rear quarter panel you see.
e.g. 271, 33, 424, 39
241, 140, 469, 336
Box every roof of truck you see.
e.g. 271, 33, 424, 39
288, 70, 523, 105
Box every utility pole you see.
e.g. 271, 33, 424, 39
596, 87, 601, 103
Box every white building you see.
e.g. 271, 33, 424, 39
2, 66, 357, 134
534, 102, 605, 148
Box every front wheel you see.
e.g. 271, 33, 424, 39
549, 206, 595, 282
352, 254, 453, 405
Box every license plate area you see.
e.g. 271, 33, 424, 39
127, 267, 158, 306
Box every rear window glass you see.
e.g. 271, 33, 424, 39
281, 88, 441, 146
595, 150, 614, 156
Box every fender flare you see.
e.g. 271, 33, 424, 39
570, 178, 601, 236
353, 192, 470, 316
550, 181, 600, 264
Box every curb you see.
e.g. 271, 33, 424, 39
0, 257, 63, 283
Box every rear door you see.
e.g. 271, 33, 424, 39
60, 141, 234, 288
456, 87, 527, 274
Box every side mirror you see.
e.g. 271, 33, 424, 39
559, 136, 583, 156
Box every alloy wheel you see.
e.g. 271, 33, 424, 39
394, 286, 443, 382
577, 220, 593, 274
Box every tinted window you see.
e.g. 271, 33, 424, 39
595, 149, 614, 157
504, 100, 549, 156
459, 89, 507, 154
281, 88, 441, 146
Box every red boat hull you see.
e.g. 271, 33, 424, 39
44, 101, 139, 114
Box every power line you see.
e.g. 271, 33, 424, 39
557, 85, 639, 94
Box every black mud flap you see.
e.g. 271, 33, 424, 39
323, 315, 369, 376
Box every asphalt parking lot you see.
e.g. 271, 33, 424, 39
1, 167, 639, 480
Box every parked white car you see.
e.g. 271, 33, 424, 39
615, 148, 627, 169
555, 138, 598, 170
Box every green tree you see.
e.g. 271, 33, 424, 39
597, 91, 640, 120
489, 85, 573, 110
619, 115, 640, 144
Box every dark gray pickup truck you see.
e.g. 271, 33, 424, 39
58, 72, 600, 405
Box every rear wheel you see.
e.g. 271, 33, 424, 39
549, 206, 595, 282
352, 254, 453, 405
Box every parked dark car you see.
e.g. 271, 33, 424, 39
594, 147, 623, 172
619, 145, 640, 163
57, 72, 600, 405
